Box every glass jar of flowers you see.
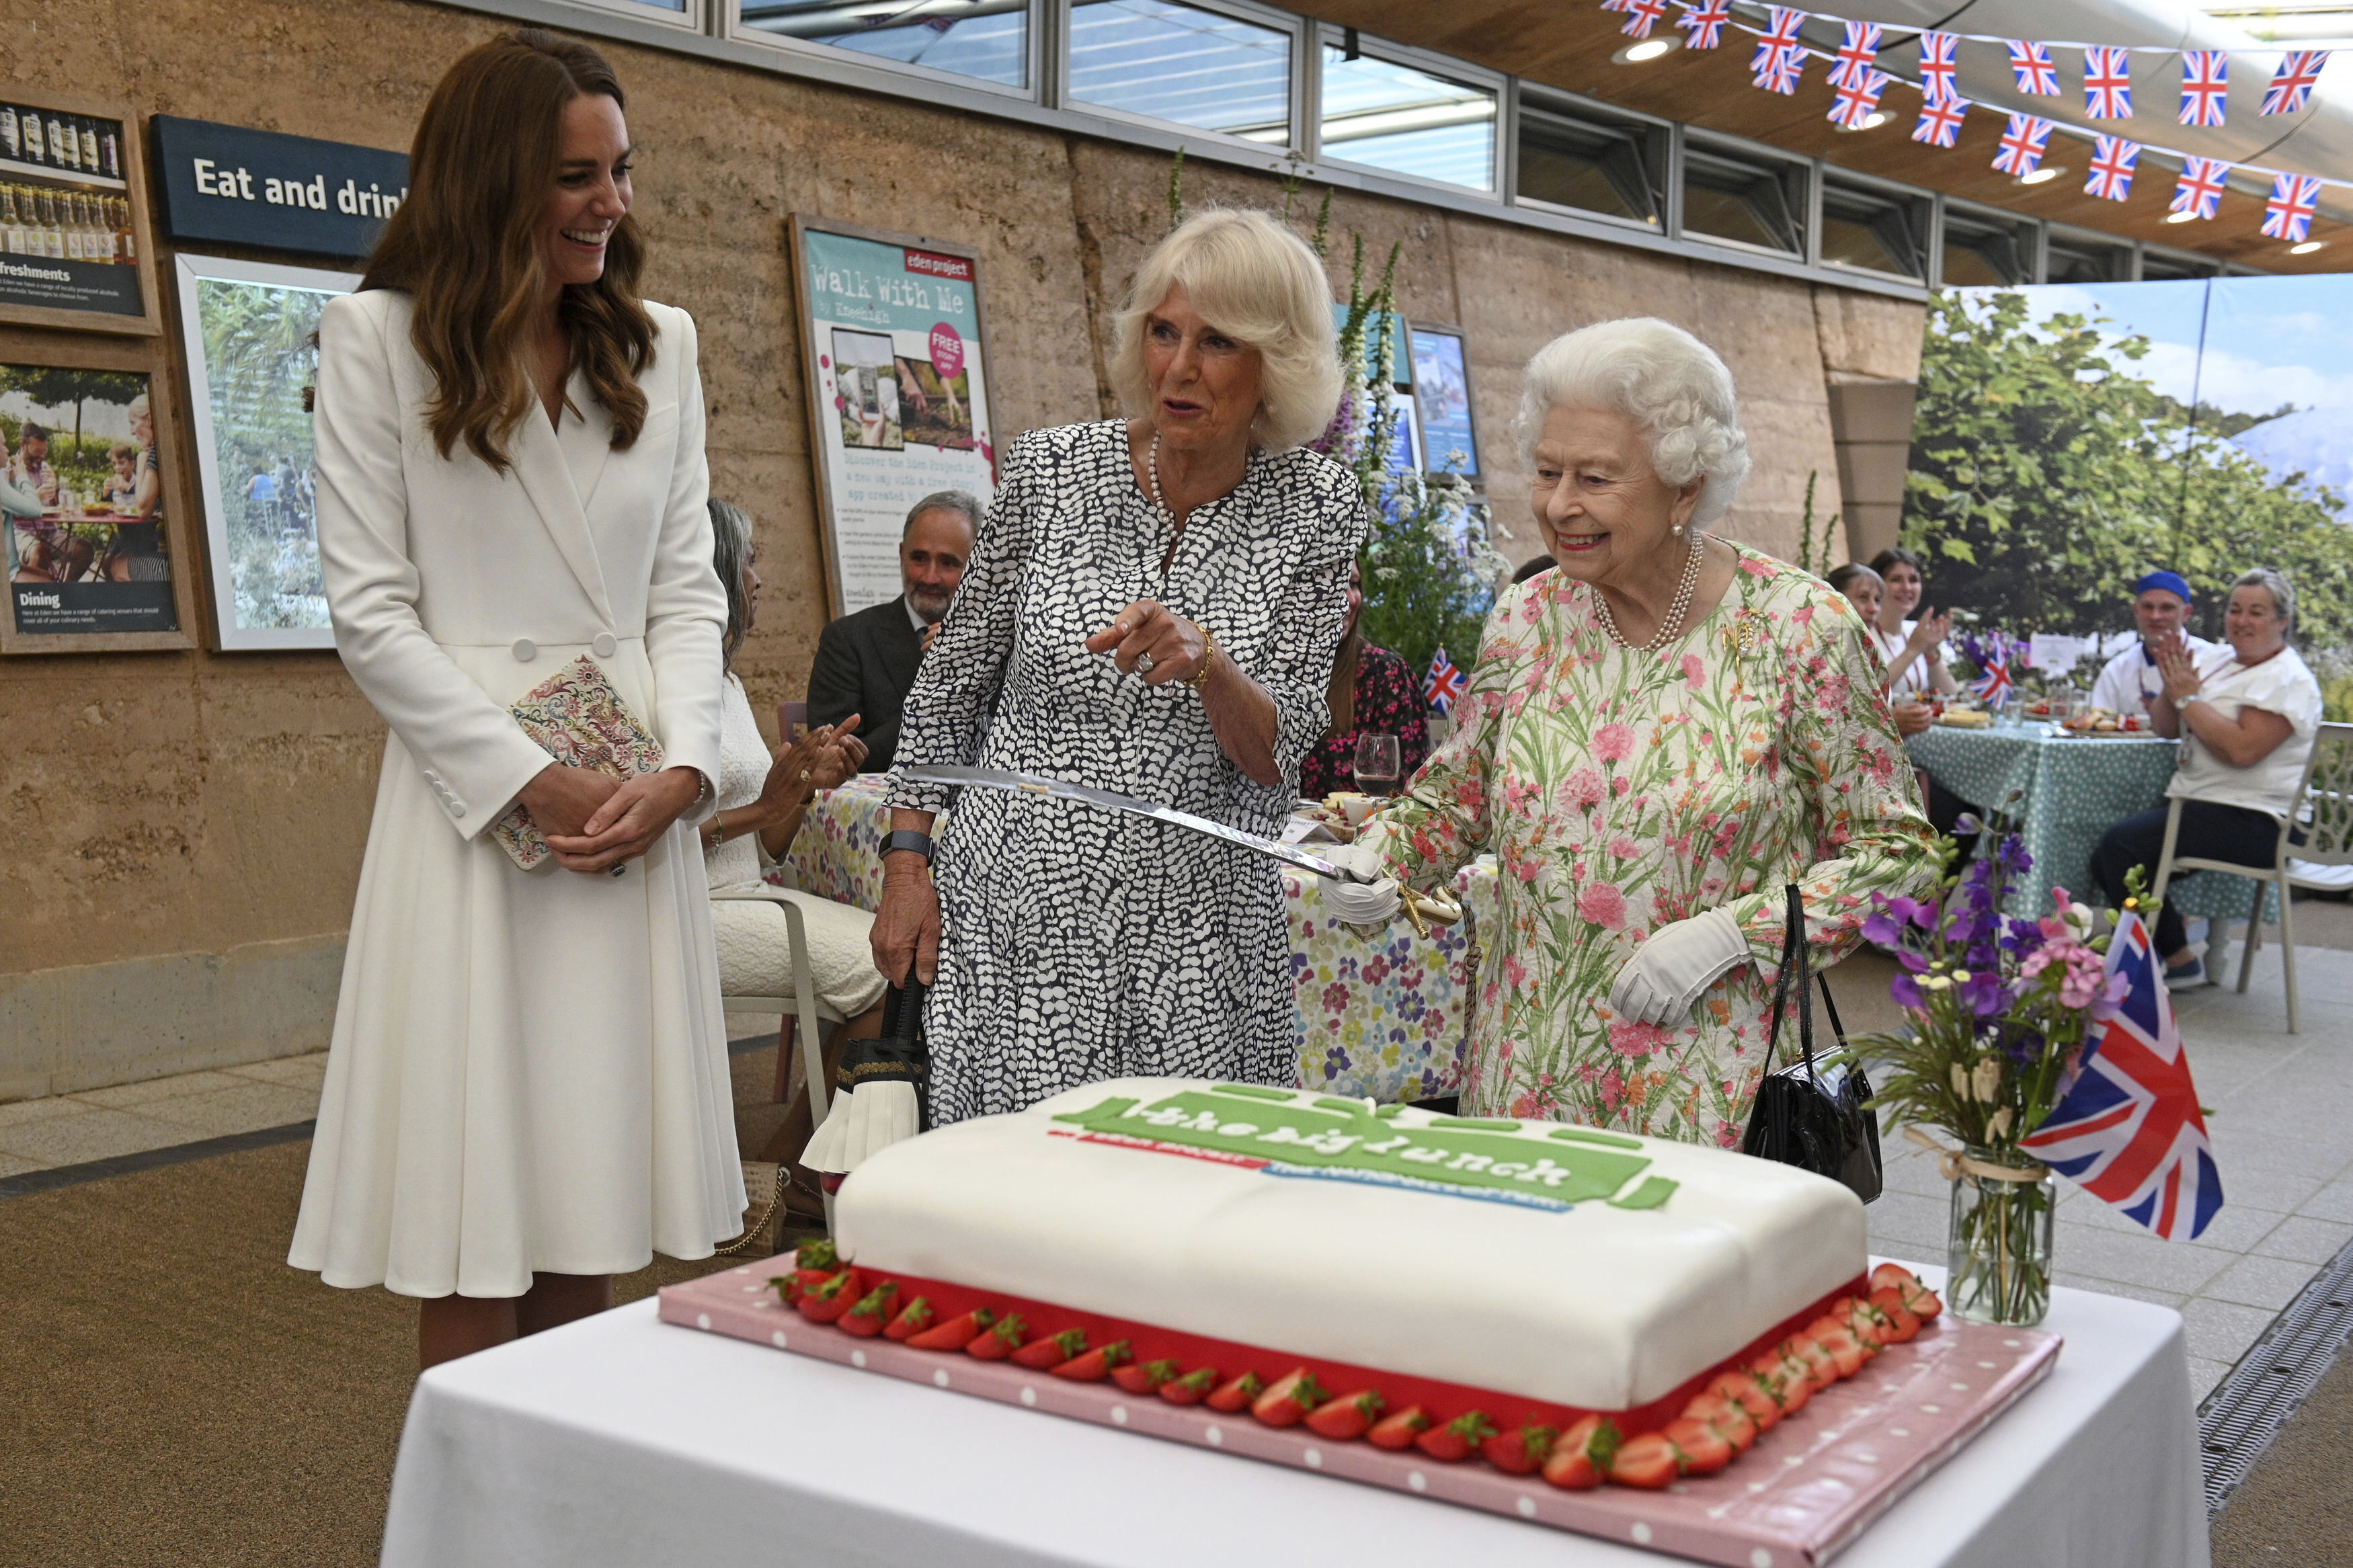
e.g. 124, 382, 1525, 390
1851, 828, 2143, 1326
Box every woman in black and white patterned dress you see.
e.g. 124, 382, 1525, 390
874, 210, 1367, 1123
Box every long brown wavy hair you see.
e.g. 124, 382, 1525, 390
362, 29, 655, 472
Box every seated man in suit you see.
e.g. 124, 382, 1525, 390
807, 489, 978, 772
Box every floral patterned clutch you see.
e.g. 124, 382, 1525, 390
490, 655, 666, 870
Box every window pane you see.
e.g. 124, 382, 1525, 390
1940, 219, 2024, 286
1070, 0, 1291, 141
740, 0, 1028, 89
2045, 240, 2123, 284
1516, 106, 1657, 226
1940, 242, 2011, 288
1320, 46, 1496, 191
1681, 151, 1798, 253
1819, 187, 1919, 278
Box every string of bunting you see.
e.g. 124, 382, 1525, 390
1595, 0, 2341, 241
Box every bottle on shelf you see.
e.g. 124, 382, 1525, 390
91, 195, 116, 263
1, 187, 22, 254
0, 107, 18, 163
116, 196, 134, 264
46, 114, 75, 173
20, 111, 44, 167
40, 190, 65, 259
79, 120, 97, 173
78, 192, 103, 262
97, 123, 120, 180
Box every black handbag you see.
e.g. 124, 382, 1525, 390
1740, 883, 1882, 1204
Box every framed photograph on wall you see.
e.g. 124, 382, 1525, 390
175, 252, 358, 651
788, 215, 998, 618
0, 335, 196, 653
0, 91, 163, 337
1407, 322, 1479, 480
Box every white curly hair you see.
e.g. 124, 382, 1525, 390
1513, 318, 1752, 528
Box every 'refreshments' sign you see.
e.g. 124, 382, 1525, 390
150, 116, 407, 261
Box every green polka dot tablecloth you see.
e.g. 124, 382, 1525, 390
1906, 722, 2274, 923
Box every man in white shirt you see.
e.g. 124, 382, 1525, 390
2089, 571, 2221, 717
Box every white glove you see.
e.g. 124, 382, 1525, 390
802, 1080, 922, 1176
1320, 841, 1402, 926
1607, 907, 1753, 1025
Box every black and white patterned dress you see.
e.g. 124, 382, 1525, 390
886, 421, 1368, 1123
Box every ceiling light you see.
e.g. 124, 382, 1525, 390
2017, 167, 2064, 185
2290, 240, 2327, 254
2163, 210, 2198, 223
1613, 38, 1679, 63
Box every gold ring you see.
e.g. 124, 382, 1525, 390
799, 768, 812, 782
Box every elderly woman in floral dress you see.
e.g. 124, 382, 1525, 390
1337, 319, 1938, 1145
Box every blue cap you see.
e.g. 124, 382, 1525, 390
2133, 571, 2192, 603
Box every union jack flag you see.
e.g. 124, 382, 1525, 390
2262, 50, 2331, 115
1829, 20, 1880, 88
2018, 914, 2222, 1242
1753, 44, 1806, 94
2085, 136, 2140, 200
1423, 648, 1467, 713
1992, 114, 2054, 177
2171, 157, 2230, 219
2084, 45, 2134, 118
1598, 0, 1632, 11
1970, 659, 2013, 708
1829, 68, 1890, 127
2180, 50, 2229, 126
1677, 0, 1730, 50
1918, 32, 1960, 105
1913, 93, 1969, 147
1751, 6, 1807, 77
1618, 0, 1668, 38
2264, 173, 2323, 241
2009, 40, 2060, 95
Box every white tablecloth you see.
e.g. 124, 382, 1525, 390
382, 1266, 2208, 1568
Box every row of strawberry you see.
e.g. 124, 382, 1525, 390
770, 1245, 1942, 1493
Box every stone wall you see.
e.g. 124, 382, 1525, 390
0, 0, 1923, 1100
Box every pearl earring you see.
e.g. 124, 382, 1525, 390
1672, 524, 1684, 537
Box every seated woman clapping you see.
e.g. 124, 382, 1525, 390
2089, 568, 2321, 991
702, 499, 889, 1202
1829, 563, 1929, 738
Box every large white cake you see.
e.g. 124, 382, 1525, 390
834, 1077, 1868, 1413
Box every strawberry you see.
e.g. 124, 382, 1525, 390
1902, 1280, 1945, 1322
1681, 1394, 1757, 1453
1051, 1338, 1133, 1382
796, 1268, 865, 1324
1204, 1372, 1265, 1413
772, 1267, 836, 1307
1481, 1423, 1558, 1475
883, 1296, 934, 1342
1869, 1288, 1923, 1342
1709, 1371, 1780, 1431
1663, 1417, 1734, 1476
1414, 1411, 1497, 1463
1786, 1335, 1839, 1391
1810, 1325, 1868, 1379
1754, 1353, 1811, 1415
966, 1315, 1027, 1361
1012, 1329, 1088, 1370
906, 1307, 994, 1351
1874, 1265, 1946, 1321
1305, 1389, 1386, 1440
1250, 1370, 1329, 1428
1113, 1358, 1180, 1395
1159, 1368, 1219, 1406
1870, 1262, 1921, 1294
1541, 1415, 1620, 1491
795, 1237, 840, 1271
838, 1282, 900, 1339
1367, 1405, 1432, 1450
1607, 1432, 1679, 1489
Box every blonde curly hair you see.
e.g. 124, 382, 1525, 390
1513, 318, 1752, 528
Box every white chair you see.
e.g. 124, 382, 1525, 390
2153, 720, 2353, 1034
710, 887, 842, 1124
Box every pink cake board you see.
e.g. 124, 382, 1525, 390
660, 1260, 2059, 1568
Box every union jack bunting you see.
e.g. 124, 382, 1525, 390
2171, 156, 2229, 219
1618, 0, 1668, 39
1829, 68, 1890, 127
1913, 93, 1968, 147
1992, 114, 2054, 176
2085, 136, 2140, 200
2264, 173, 2322, 241
1755, 48, 1806, 92
2084, 45, 2134, 118
1750, 6, 1807, 76
2262, 50, 2330, 115
2180, 50, 2229, 126
2018, 915, 2223, 1241
1597, 0, 1633, 11
1423, 649, 1467, 713
1917, 32, 1960, 105
1829, 20, 1881, 89
1970, 659, 2013, 708
1677, 0, 1730, 50
2009, 40, 2060, 95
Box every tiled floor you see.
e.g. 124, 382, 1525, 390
1863, 939, 2353, 1405
5, 952, 2342, 1405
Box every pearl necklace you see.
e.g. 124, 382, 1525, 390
1593, 532, 1706, 653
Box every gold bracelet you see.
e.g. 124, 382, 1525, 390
1183, 620, 1218, 692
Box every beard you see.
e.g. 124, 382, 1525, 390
907, 585, 954, 624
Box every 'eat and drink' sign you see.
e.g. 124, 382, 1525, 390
150, 116, 408, 261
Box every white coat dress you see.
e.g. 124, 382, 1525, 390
288, 289, 745, 1299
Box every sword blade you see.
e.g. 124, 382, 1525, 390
901, 764, 1343, 879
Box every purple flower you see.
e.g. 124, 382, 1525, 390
1885, 895, 1937, 930
1897, 949, 1931, 974
1862, 910, 1904, 946
1890, 971, 1925, 1010
1962, 970, 2005, 1018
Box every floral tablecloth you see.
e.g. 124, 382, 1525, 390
773, 775, 1488, 1103
1906, 722, 2270, 921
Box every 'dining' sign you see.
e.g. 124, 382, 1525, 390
150, 116, 408, 262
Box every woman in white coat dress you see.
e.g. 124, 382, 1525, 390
288, 30, 744, 1368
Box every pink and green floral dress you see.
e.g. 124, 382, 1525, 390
1355, 545, 1938, 1146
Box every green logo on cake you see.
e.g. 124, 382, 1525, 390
1050, 1085, 1677, 1213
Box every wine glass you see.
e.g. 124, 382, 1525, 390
1353, 733, 1402, 797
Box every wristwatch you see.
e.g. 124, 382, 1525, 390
2176, 692, 2203, 708
883, 829, 936, 864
